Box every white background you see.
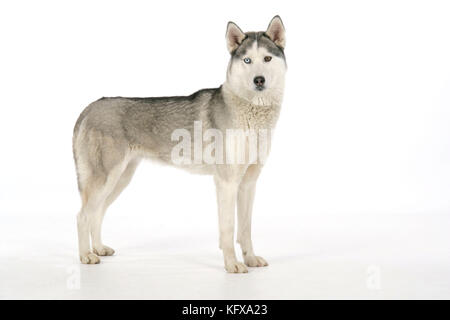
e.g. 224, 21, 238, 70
1, 0, 450, 299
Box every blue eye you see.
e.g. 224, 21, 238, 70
243, 57, 252, 64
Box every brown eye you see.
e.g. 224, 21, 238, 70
264, 56, 272, 62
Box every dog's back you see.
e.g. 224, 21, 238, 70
73, 88, 226, 182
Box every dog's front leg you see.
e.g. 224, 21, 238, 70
237, 164, 268, 267
214, 175, 248, 273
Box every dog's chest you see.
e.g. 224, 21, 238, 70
232, 101, 280, 130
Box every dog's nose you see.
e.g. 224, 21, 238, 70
253, 76, 265, 88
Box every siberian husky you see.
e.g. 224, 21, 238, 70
73, 16, 287, 273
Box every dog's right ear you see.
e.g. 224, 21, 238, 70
226, 21, 246, 54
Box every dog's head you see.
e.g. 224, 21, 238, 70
225, 16, 286, 105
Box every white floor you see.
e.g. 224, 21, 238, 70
1, 209, 450, 299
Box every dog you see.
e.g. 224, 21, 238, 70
73, 16, 286, 273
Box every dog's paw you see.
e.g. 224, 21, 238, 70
225, 260, 248, 273
80, 252, 100, 264
93, 245, 115, 256
244, 255, 268, 267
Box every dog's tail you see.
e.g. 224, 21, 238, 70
72, 101, 97, 192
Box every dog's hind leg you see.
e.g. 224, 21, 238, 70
77, 159, 128, 264
77, 203, 99, 264
90, 158, 140, 256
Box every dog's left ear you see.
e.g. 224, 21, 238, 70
266, 15, 285, 49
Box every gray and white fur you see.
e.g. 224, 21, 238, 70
73, 16, 287, 273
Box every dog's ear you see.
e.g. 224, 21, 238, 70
265, 15, 285, 49
226, 21, 246, 54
